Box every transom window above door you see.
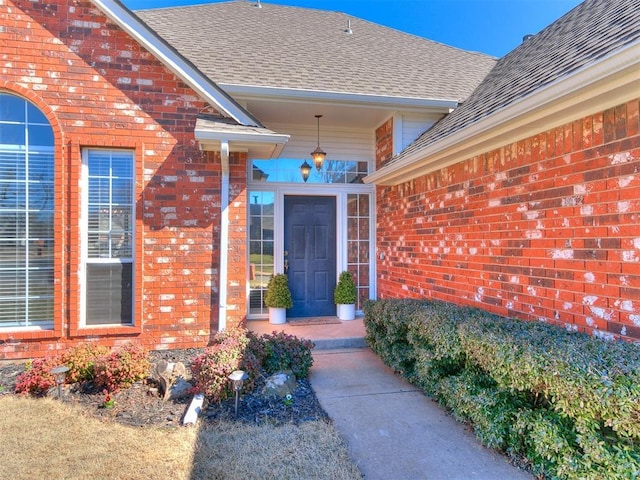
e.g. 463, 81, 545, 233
252, 159, 369, 184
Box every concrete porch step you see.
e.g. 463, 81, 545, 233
312, 336, 367, 350
246, 317, 367, 350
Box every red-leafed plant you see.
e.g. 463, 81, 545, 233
14, 356, 61, 396
62, 343, 110, 384
94, 343, 150, 393
191, 327, 261, 403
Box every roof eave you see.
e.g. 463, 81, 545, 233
194, 120, 290, 157
195, 130, 291, 148
219, 84, 459, 112
365, 41, 640, 186
90, 0, 263, 127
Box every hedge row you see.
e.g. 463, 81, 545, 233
363, 299, 640, 479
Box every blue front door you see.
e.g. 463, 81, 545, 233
284, 196, 336, 317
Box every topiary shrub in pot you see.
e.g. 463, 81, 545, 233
334, 271, 357, 320
265, 273, 293, 324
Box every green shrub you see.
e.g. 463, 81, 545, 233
408, 303, 467, 390
512, 408, 580, 479
15, 342, 149, 396
459, 317, 640, 440
334, 271, 357, 304
364, 298, 640, 479
436, 368, 522, 451
191, 327, 314, 402
261, 331, 314, 378
264, 274, 293, 309
62, 343, 110, 384
363, 299, 425, 378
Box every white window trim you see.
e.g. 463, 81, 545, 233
246, 182, 376, 319
79, 148, 136, 328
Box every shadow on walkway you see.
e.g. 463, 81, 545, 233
310, 348, 532, 480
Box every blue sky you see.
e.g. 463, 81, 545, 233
123, 0, 583, 57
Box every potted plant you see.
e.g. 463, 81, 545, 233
265, 273, 293, 324
334, 271, 357, 320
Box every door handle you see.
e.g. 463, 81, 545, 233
284, 259, 289, 273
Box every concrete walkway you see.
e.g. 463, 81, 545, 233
248, 318, 531, 479
310, 348, 532, 480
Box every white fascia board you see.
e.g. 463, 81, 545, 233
195, 130, 290, 145
219, 84, 459, 111
366, 41, 640, 186
195, 129, 289, 157
91, 0, 262, 127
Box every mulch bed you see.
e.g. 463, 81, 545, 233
0, 348, 329, 429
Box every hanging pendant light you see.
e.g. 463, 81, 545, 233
299, 160, 312, 182
310, 114, 326, 171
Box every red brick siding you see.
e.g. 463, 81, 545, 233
376, 99, 640, 341
227, 153, 249, 327
0, 0, 247, 359
375, 118, 393, 169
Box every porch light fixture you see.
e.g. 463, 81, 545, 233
228, 370, 248, 417
50, 365, 69, 400
310, 114, 326, 171
299, 160, 312, 182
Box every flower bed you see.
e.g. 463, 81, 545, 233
1, 328, 319, 429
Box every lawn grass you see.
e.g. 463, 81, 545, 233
1, 395, 362, 480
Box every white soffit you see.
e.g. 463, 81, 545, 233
222, 84, 457, 130
220, 84, 459, 109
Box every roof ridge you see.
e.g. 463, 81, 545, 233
138, 1, 496, 61
137, 1, 496, 102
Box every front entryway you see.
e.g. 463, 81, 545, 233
284, 195, 336, 317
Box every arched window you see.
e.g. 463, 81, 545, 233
0, 93, 54, 328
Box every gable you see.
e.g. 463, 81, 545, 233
370, 0, 640, 185
91, 0, 262, 127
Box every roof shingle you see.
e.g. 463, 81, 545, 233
392, 0, 640, 163
135, 0, 496, 102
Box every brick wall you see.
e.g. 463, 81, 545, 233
375, 118, 393, 169
0, 0, 245, 359
376, 99, 640, 341
227, 153, 249, 327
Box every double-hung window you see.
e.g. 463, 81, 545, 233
82, 149, 134, 325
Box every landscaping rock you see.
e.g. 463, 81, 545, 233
167, 378, 192, 401
151, 360, 189, 400
261, 370, 297, 399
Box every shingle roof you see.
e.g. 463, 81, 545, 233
93, 0, 264, 126
135, 0, 496, 102
392, 0, 640, 163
